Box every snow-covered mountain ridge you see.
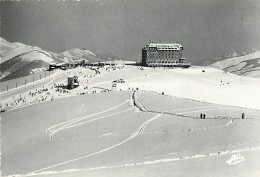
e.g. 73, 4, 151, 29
210, 50, 260, 78
0, 37, 122, 81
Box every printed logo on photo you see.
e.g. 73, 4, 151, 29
226, 154, 245, 165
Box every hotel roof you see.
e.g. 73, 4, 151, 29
143, 43, 183, 50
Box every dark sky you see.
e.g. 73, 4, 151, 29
1, 0, 260, 62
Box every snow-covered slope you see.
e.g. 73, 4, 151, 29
0, 37, 104, 81
52, 48, 101, 64
20, 51, 54, 63
210, 51, 260, 78
0, 37, 61, 81
0, 37, 55, 64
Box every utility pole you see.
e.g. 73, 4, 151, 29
7, 85, 8, 91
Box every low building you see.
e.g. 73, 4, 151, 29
49, 63, 57, 70
67, 75, 79, 89
141, 43, 191, 68
49, 62, 67, 70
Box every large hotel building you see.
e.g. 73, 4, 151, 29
141, 43, 191, 67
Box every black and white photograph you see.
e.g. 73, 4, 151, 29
1, 0, 260, 176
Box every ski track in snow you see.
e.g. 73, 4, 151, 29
23, 94, 259, 176
7, 97, 155, 176
9, 146, 260, 177
46, 100, 130, 139
49, 108, 132, 140
59, 119, 260, 141
4, 86, 260, 176
50, 123, 237, 141
23, 114, 162, 175
19, 101, 258, 176
226, 119, 234, 127
135, 91, 260, 119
